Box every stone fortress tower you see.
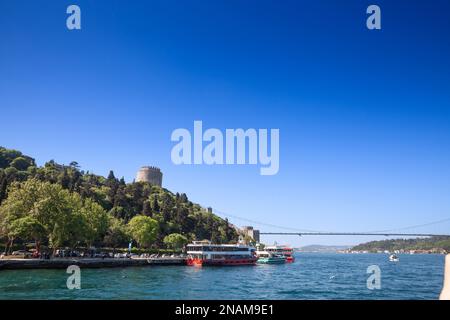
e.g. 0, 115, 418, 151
135, 166, 163, 187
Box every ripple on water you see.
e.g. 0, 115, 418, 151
0, 253, 445, 299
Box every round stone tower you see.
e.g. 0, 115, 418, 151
135, 166, 163, 187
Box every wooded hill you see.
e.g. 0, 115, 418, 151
0, 146, 238, 253
351, 236, 450, 252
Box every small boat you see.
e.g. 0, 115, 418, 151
389, 254, 399, 262
256, 251, 286, 264
265, 245, 296, 263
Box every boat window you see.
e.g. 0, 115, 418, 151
187, 245, 252, 252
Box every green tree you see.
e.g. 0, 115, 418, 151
143, 200, 152, 217
30, 183, 76, 252
0, 147, 26, 169
0, 171, 7, 204
103, 217, 129, 249
127, 215, 159, 248
151, 195, 160, 213
69, 161, 80, 169
0, 179, 45, 253
10, 157, 33, 171
0, 179, 84, 253
58, 168, 70, 189
10, 216, 47, 252
79, 198, 109, 248
161, 193, 174, 222
107, 170, 116, 182
163, 233, 188, 250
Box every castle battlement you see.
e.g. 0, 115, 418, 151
140, 166, 161, 171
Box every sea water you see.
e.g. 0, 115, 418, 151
0, 253, 444, 300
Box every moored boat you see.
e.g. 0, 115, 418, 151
186, 241, 257, 266
265, 245, 296, 263
256, 251, 286, 264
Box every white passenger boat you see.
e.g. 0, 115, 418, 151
186, 241, 257, 266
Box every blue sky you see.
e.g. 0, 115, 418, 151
1, 0, 450, 245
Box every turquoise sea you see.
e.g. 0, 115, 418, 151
0, 253, 445, 300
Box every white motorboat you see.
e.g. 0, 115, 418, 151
389, 254, 399, 262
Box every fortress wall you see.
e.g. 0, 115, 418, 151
136, 166, 163, 187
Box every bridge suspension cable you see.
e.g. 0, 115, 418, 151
213, 209, 450, 237
364, 217, 450, 234
259, 232, 450, 237
213, 209, 323, 233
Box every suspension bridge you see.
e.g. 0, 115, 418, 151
259, 232, 450, 237
213, 209, 450, 238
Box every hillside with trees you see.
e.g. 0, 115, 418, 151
351, 236, 450, 253
0, 146, 238, 254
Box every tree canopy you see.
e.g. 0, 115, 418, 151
128, 215, 159, 248
0, 179, 109, 253
163, 233, 189, 250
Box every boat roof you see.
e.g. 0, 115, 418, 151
265, 245, 292, 249
188, 242, 253, 248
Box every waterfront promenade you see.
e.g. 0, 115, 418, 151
0, 257, 186, 270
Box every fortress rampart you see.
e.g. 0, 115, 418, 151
136, 166, 163, 187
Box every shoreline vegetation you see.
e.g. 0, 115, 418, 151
347, 237, 450, 254
0, 146, 239, 259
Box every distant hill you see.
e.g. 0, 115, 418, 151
296, 245, 351, 253
351, 236, 450, 253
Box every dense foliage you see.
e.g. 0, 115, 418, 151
351, 236, 450, 252
163, 233, 189, 250
0, 146, 238, 253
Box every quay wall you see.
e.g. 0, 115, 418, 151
0, 258, 186, 270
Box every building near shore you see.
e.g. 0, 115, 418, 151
136, 166, 163, 187
241, 226, 260, 243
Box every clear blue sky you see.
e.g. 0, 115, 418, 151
1, 0, 450, 246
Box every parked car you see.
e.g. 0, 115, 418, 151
12, 250, 29, 256
12, 250, 32, 258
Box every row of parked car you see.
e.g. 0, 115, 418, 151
1, 250, 49, 259
3, 250, 187, 260
10, 250, 33, 257
4, 250, 115, 259
138, 253, 187, 259
55, 250, 113, 258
